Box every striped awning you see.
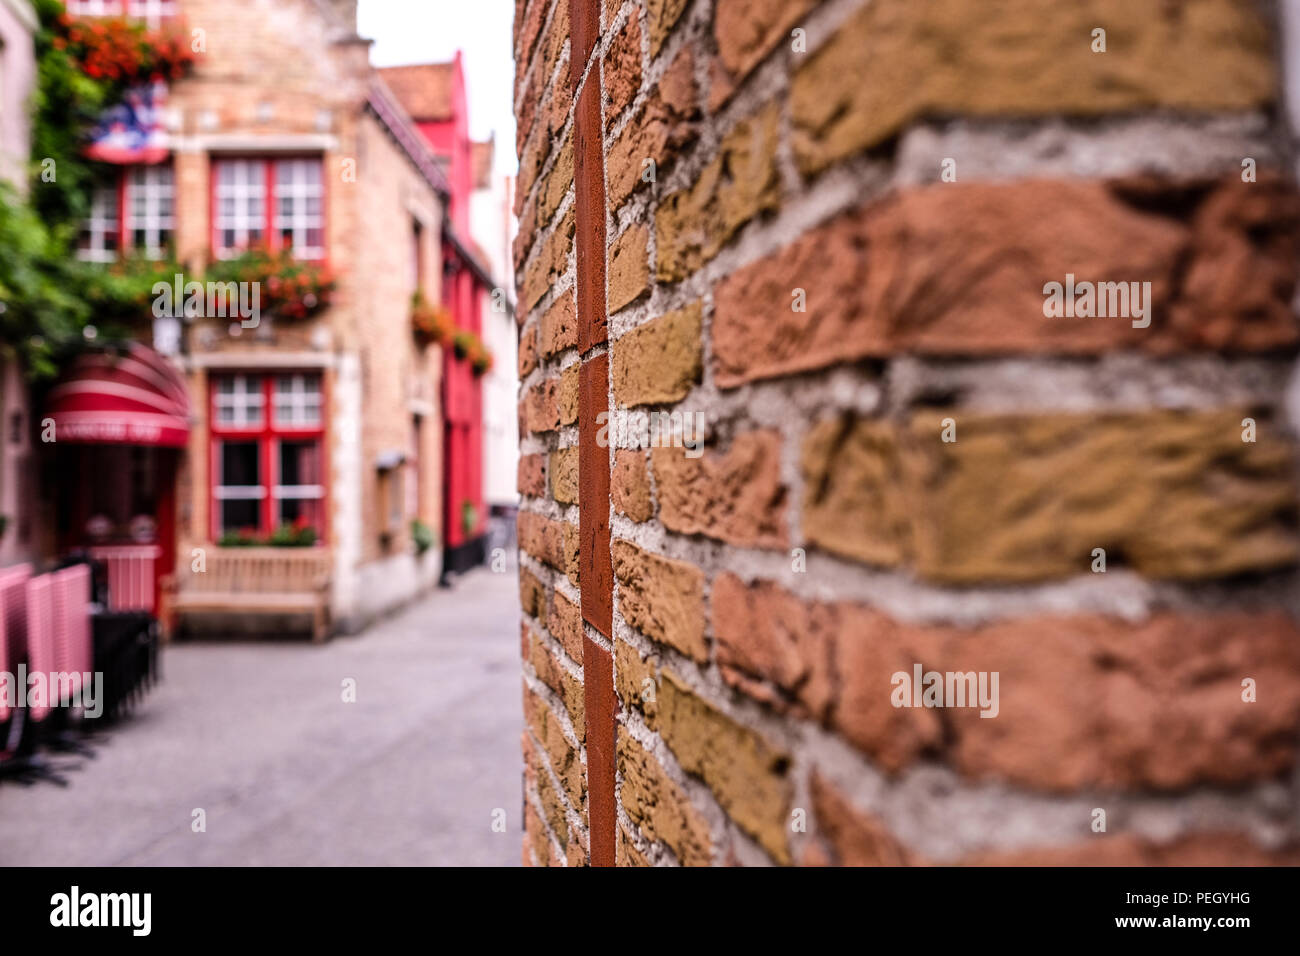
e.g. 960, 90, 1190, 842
45, 343, 190, 448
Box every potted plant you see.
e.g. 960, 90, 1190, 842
411, 292, 454, 347
410, 518, 435, 556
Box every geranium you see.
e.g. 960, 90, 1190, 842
204, 243, 336, 320
57, 12, 195, 87
411, 292, 454, 347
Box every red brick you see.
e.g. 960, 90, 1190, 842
963, 834, 1300, 867
540, 290, 578, 358
612, 449, 652, 521
607, 46, 698, 212
714, 0, 816, 83
519, 568, 547, 620
517, 453, 546, 498
612, 539, 707, 661
712, 177, 1300, 387
604, 13, 642, 123
548, 590, 585, 662
518, 325, 538, 376
583, 634, 617, 866
518, 511, 569, 571
578, 354, 613, 635
809, 773, 913, 866
652, 430, 787, 549
569, 0, 601, 90
573, 78, 608, 350
714, 574, 1300, 791
521, 378, 560, 434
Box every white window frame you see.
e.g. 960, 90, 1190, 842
213, 374, 265, 429
126, 0, 177, 29
214, 159, 266, 259
273, 374, 322, 428
67, 0, 124, 15
127, 165, 175, 259
273, 159, 325, 261
78, 186, 120, 263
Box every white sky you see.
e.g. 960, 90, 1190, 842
357, 0, 519, 174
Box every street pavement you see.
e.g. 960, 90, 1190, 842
0, 564, 522, 866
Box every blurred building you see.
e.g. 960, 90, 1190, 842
517, 0, 1300, 866
470, 136, 519, 534
0, 0, 36, 571
378, 53, 508, 574
38, 0, 500, 634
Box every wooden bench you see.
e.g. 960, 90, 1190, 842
161, 547, 332, 642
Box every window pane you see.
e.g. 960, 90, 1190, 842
220, 441, 259, 486
221, 499, 259, 531
272, 373, 322, 427
279, 440, 320, 487
215, 159, 268, 256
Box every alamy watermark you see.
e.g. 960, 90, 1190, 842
891, 664, 999, 718
1042, 273, 1151, 329
597, 408, 706, 458
0, 668, 104, 718
152, 274, 261, 328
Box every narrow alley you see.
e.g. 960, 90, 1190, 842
0, 566, 521, 866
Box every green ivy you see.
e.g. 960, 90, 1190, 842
0, 1, 190, 379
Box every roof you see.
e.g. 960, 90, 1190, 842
377, 63, 457, 122
366, 79, 451, 197
471, 139, 494, 190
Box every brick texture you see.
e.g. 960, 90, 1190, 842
514, 0, 1300, 867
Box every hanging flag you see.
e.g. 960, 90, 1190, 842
84, 80, 171, 165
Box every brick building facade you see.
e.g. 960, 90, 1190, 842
514, 0, 1300, 865
0, 0, 37, 572
39, 0, 497, 634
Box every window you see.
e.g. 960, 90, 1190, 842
77, 186, 121, 263
128, 165, 175, 257
214, 374, 264, 428
67, 1, 177, 28
77, 165, 174, 262
67, 0, 122, 14
214, 159, 266, 256
214, 157, 325, 261
274, 159, 324, 259
210, 373, 326, 539
126, 0, 178, 29
411, 220, 424, 293
273, 374, 322, 428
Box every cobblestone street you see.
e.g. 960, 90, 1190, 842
0, 565, 522, 866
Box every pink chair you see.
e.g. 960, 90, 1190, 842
0, 564, 32, 727
51, 565, 92, 701
25, 575, 56, 723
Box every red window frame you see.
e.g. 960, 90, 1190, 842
210, 156, 328, 263
209, 372, 328, 543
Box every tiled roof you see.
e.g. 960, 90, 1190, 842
377, 63, 456, 122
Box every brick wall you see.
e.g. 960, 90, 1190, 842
514, 0, 1300, 866
168, 0, 445, 629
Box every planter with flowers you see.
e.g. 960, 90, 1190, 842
447, 328, 494, 376
411, 292, 454, 348
54, 9, 196, 85
468, 339, 494, 377
205, 245, 336, 321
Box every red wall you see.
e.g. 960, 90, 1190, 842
418, 53, 487, 550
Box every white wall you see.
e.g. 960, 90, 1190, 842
471, 170, 518, 509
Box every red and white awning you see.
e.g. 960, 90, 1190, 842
45, 343, 190, 448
